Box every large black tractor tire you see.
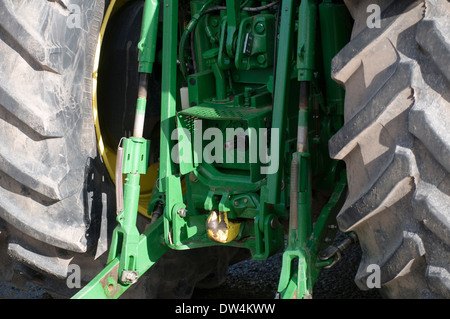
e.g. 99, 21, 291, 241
0, 0, 245, 298
0, 0, 116, 294
330, 0, 450, 298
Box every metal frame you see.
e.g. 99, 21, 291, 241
73, 0, 352, 299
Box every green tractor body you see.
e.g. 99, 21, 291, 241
74, 0, 352, 299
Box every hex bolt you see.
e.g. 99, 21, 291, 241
121, 271, 139, 284
257, 54, 266, 64
177, 208, 187, 218
255, 22, 265, 34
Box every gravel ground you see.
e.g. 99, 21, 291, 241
0, 281, 48, 299
192, 232, 382, 299
0, 233, 381, 299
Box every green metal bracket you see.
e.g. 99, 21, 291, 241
107, 137, 150, 280
72, 218, 168, 299
225, 0, 241, 58
138, 0, 160, 74
276, 0, 352, 299
100, 0, 160, 282
235, 14, 276, 71
277, 170, 347, 299
318, 1, 352, 127
297, 0, 318, 82
267, 0, 296, 205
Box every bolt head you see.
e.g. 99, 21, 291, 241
121, 271, 139, 284
255, 22, 265, 34
177, 208, 187, 218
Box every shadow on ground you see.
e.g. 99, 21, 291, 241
192, 236, 382, 299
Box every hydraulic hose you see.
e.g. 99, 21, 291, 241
179, 0, 217, 79
179, 0, 280, 79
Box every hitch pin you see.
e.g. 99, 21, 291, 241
318, 232, 358, 269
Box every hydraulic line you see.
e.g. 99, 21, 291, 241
179, 0, 280, 79
179, 0, 218, 79
203, 1, 279, 14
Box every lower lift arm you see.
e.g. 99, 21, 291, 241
73, 0, 162, 299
